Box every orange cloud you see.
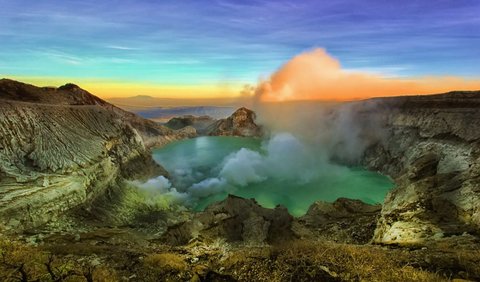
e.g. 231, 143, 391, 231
256, 48, 480, 102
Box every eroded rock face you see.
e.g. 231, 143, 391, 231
207, 107, 263, 137
298, 198, 381, 244
161, 195, 294, 245
355, 91, 480, 244
0, 79, 193, 232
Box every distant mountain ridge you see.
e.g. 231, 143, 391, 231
135, 106, 235, 121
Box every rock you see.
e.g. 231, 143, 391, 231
355, 91, 480, 244
207, 107, 262, 137
298, 198, 381, 244
241, 213, 270, 243
407, 153, 439, 180
164, 107, 262, 137
161, 195, 294, 245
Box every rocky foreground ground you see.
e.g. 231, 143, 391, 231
1, 79, 480, 281
1, 195, 479, 281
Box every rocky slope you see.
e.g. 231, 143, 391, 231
0, 79, 194, 232
348, 91, 480, 244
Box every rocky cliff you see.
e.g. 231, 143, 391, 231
165, 107, 263, 137
350, 91, 480, 244
0, 79, 193, 232
207, 107, 263, 137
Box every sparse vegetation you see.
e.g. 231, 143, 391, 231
0, 237, 118, 282
142, 253, 190, 281
269, 241, 447, 282
214, 241, 448, 282
1, 233, 479, 281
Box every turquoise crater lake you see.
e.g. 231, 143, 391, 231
152, 136, 393, 217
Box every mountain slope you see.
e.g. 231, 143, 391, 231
0, 79, 193, 231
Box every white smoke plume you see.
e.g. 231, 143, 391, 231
133, 133, 348, 205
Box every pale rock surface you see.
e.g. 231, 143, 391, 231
354, 91, 480, 244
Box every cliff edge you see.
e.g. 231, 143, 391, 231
350, 91, 480, 244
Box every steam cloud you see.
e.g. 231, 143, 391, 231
253, 48, 480, 102
134, 133, 345, 205
135, 48, 480, 207
246, 48, 480, 163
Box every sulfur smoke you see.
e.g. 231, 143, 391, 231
134, 133, 348, 205
134, 48, 480, 207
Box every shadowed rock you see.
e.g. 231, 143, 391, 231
298, 198, 381, 244
165, 115, 216, 135
161, 195, 294, 245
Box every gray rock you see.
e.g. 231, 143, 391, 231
161, 195, 294, 245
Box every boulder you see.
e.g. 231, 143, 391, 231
161, 195, 294, 245
298, 198, 381, 244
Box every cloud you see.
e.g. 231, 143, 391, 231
105, 45, 139, 51
254, 48, 480, 102
248, 48, 480, 164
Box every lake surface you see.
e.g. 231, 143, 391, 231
152, 136, 393, 216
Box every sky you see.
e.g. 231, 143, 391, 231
0, 0, 479, 99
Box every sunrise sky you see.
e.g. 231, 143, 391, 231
1, 0, 479, 100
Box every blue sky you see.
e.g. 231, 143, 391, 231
0, 0, 479, 89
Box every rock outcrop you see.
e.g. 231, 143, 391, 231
351, 91, 480, 244
298, 198, 381, 244
165, 107, 263, 137
161, 195, 294, 245
0, 79, 193, 232
207, 107, 263, 137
